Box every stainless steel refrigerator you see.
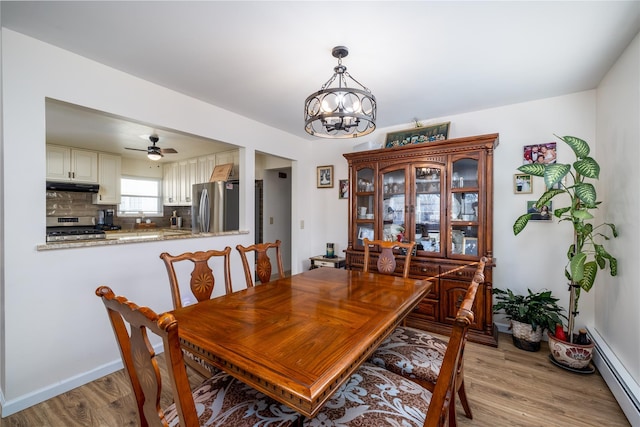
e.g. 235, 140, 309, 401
192, 181, 240, 233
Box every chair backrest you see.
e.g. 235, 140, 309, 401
160, 247, 232, 309
95, 286, 199, 427
236, 240, 284, 287
423, 256, 487, 427
363, 238, 416, 278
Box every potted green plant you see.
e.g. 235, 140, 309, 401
513, 135, 618, 368
493, 288, 567, 352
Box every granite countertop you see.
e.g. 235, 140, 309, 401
37, 228, 249, 250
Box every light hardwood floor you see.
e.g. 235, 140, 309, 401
0, 333, 630, 426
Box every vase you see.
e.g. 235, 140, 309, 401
511, 320, 543, 352
547, 331, 595, 370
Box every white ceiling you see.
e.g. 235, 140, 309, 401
2, 1, 639, 160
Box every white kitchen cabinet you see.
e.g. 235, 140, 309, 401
163, 162, 179, 205
163, 151, 236, 206
46, 145, 98, 183
93, 153, 122, 205
215, 150, 239, 180
197, 154, 217, 183
185, 158, 198, 203
176, 159, 198, 204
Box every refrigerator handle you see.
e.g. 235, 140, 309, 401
200, 188, 210, 233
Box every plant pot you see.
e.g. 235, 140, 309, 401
547, 331, 595, 370
511, 320, 543, 352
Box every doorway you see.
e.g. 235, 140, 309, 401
253, 166, 292, 275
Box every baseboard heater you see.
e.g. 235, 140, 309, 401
589, 327, 639, 426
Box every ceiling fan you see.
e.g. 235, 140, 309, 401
125, 135, 178, 160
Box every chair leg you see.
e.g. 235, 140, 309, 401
457, 379, 473, 419
448, 396, 458, 427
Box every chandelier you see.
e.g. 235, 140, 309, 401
304, 46, 376, 138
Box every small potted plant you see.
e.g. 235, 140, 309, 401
513, 135, 618, 369
493, 288, 567, 351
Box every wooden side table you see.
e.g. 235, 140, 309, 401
309, 255, 346, 269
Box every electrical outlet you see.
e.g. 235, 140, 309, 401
270, 217, 274, 225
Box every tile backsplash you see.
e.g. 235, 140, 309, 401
46, 190, 97, 217
46, 191, 192, 229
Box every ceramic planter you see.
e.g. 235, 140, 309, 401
511, 320, 543, 352
547, 331, 594, 369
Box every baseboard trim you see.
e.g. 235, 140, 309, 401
589, 327, 640, 426
1, 359, 122, 417
1, 341, 167, 418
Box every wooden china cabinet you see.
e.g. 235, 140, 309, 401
344, 133, 499, 346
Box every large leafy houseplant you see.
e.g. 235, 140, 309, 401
493, 288, 567, 333
513, 135, 618, 343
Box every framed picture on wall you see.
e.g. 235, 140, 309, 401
339, 179, 348, 199
527, 200, 553, 221
523, 142, 557, 165
513, 174, 533, 194
385, 122, 450, 148
317, 165, 334, 188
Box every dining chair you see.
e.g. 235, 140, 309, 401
236, 240, 284, 287
159, 247, 232, 377
369, 256, 488, 427
302, 277, 478, 427
363, 238, 416, 278
95, 286, 301, 427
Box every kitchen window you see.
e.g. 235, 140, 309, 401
119, 177, 162, 216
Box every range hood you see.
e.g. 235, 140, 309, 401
46, 181, 100, 193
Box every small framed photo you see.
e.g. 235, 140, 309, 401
527, 200, 553, 221
523, 142, 557, 165
339, 179, 349, 199
514, 174, 532, 194
357, 226, 374, 241
463, 237, 478, 255
385, 122, 450, 148
317, 165, 334, 188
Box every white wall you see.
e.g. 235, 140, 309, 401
596, 32, 640, 386
0, 29, 314, 415
0, 6, 5, 415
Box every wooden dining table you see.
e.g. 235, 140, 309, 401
170, 267, 431, 418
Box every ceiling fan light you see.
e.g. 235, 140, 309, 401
147, 152, 162, 161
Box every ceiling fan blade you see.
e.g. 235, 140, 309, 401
125, 147, 147, 152
160, 148, 178, 154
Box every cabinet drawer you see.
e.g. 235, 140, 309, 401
410, 261, 439, 298
412, 299, 438, 321
410, 260, 439, 277
440, 265, 479, 281
314, 260, 335, 268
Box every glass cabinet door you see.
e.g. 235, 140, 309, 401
450, 157, 479, 257
381, 168, 407, 242
414, 166, 443, 255
354, 167, 375, 248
